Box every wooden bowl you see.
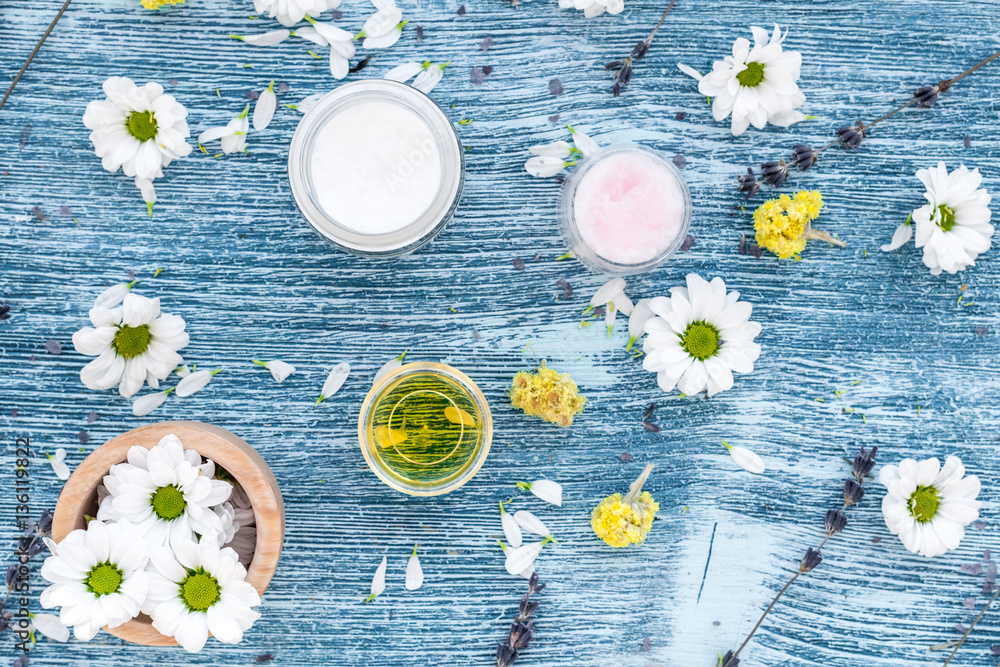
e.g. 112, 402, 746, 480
51, 421, 285, 647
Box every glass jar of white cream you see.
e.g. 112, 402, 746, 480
288, 80, 465, 258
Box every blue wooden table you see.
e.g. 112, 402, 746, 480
2, 0, 1000, 665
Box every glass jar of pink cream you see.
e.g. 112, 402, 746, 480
558, 143, 691, 275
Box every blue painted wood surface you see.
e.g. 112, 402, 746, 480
2, 0, 1000, 665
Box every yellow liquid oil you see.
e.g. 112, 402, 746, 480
366, 371, 484, 487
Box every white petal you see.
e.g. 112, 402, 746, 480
412, 64, 444, 94
319, 362, 350, 402
504, 541, 546, 575
527, 479, 562, 506
513, 510, 550, 537
384, 61, 424, 83
363, 27, 403, 50
727, 443, 765, 474
32, 613, 70, 642
197, 125, 235, 145
369, 556, 387, 600
292, 93, 324, 114
677, 63, 704, 81
95, 282, 131, 309
362, 7, 403, 38
374, 358, 403, 383
590, 278, 626, 307
405, 550, 423, 591
569, 127, 599, 157
48, 451, 71, 481
235, 29, 290, 46
525, 155, 566, 178
175, 369, 217, 398
528, 141, 572, 158
267, 360, 296, 383
132, 391, 168, 417
501, 509, 522, 548
611, 292, 634, 317
253, 82, 277, 132
136, 178, 156, 206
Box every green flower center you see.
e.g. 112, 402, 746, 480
681, 321, 721, 361
936, 204, 956, 232
908, 485, 940, 523
736, 61, 765, 87
179, 568, 221, 612
86, 562, 124, 597
111, 324, 152, 359
126, 110, 159, 142
151, 484, 187, 520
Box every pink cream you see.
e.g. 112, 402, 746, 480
572, 151, 685, 265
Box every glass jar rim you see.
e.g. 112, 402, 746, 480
557, 143, 692, 275
288, 80, 465, 258
357, 362, 493, 496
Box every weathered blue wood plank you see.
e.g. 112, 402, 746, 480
2, 0, 1000, 665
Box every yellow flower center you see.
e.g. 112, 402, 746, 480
151, 484, 187, 520
936, 204, 956, 232
86, 562, 124, 596
126, 110, 159, 142
908, 485, 939, 523
179, 568, 221, 612
736, 61, 765, 87
112, 324, 152, 359
681, 321, 720, 360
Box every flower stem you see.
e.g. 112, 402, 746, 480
721, 571, 801, 667
941, 47, 1000, 90
623, 463, 655, 504
645, 0, 679, 45
942, 584, 1000, 666
0, 0, 73, 113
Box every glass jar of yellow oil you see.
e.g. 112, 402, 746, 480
358, 362, 492, 495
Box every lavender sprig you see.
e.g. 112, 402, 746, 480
496, 572, 545, 667
1, 511, 52, 636
740, 48, 1000, 195
719, 447, 877, 667
604, 0, 678, 97
939, 551, 1000, 666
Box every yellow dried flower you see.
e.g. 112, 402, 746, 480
752, 190, 837, 260
140, 0, 184, 9
591, 464, 659, 548
509, 360, 586, 427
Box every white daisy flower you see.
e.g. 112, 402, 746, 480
879, 455, 981, 558
197, 104, 250, 155
39, 519, 150, 641
96, 434, 233, 549
317, 362, 350, 404
907, 162, 992, 275
642, 274, 762, 397
72, 292, 190, 399
47, 448, 70, 481
144, 534, 261, 652
175, 369, 222, 397
253, 81, 277, 131
253, 0, 340, 27
500, 502, 522, 548
685, 24, 806, 135
94, 280, 137, 309
253, 358, 296, 383
230, 29, 291, 46
82, 76, 193, 188
366, 556, 387, 602
405, 545, 423, 591
516, 479, 563, 506
724, 441, 765, 474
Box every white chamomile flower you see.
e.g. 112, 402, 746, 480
366, 555, 387, 602
213, 502, 239, 544
724, 441, 765, 474
514, 510, 555, 539
910, 162, 992, 275
500, 502, 522, 548
642, 274, 761, 397
517, 479, 563, 506
558, 0, 624, 19
253, 358, 296, 383
72, 292, 190, 399
82, 77, 193, 197
39, 519, 150, 641
405, 545, 423, 591
879, 455, 981, 558
412, 62, 448, 94
144, 534, 261, 652
683, 24, 806, 135
47, 448, 70, 481
253, 0, 340, 27
317, 362, 350, 404
230, 29, 291, 46
197, 105, 250, 155
132, 388, 172, 417
94, 280, 137, 309
303, 17, 356, 79
96, 434, 233, 549
175, 368, 222, 398
30, 613, 70, 642
253, 81, 277, 131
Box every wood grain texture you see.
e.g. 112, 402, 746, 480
1, 0, 1000, 665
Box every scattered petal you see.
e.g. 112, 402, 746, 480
512, 258, 525, 271
176, 369, 221, 397
253, 81, 277, 132
680, 235, 696, 252
47, 449, 70, 480
405, 545, 424, 590
412, 63, 446, 94
366, 556, 387, 602
31, 613, 70, 642
518, 479, 562, 506
318, 362, 350, 403
385, 61, 424, 83
881, 220, 913, 252
480, 36, 493, 51
724, 442, 765, 474
132, 390, 169, 417
505, 539, 550, 575
232, 29, 290, 46
470, 67, 485, 85
568, 125, 599, 156
514, 510, 551, 538
676, 63, 703, 81
501, 503, 523, 548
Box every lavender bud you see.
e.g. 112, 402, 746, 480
619, 61, 633, 87
509, 621, 534, 649
844, 479, 865, 506
800, 547, 823, 573
838, 123, 865, 149
852, 446, 877, 482
760, 160, 789, 187
38, 509, 52, 534
791, 144, 818, 171
825, 509, 848, 536
720, 650, 740, 667
736, 168, 760, 199
27, 537, 45, 558
913, 85, 940, 108
6, 565, 17, 590
527, 571, 544, 595
496, 643, 518, 667
518, 597, 539, 620
631, 39, 650, 60
612, 81, 622, 97
604, 60, 622, 70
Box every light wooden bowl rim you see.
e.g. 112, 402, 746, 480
51, 421, 285, 647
